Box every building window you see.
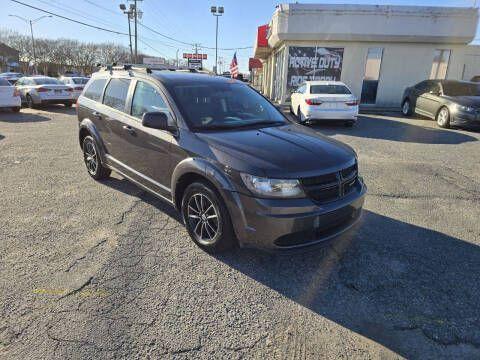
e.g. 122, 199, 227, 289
360, 47, 383, 104
430, 49, 451, 80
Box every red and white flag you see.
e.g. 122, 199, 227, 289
230, 52, 238, 78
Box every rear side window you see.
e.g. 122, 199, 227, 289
83, 78, 107, 101
131, 81, 169, 119
310, 85, 351, 94
0, 78, 10, 86
103, 78, 131, 112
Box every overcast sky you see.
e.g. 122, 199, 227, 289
1, 0, 479, 72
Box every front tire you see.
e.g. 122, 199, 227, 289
64, 102, 73, 108
181, 181, 236, 253
11, 107, 20, 113
402, 99, 412, 116
344, 121, 354, 127
436, 107, 450, 128
82, 135, 111, 180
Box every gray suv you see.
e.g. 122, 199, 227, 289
77, 65, 366, 252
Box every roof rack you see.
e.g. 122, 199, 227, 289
99, 63, 153, 74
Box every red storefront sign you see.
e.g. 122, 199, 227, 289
248, 58, 263, 71
257, 24, 269, 48
183, 53, 208, 60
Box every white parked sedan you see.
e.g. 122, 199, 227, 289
60, 76, 89, 101
15, 76, 74, 108
0, 77, 21, 112
290, 81, 359, 126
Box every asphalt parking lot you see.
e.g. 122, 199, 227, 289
1, 106, 479, 359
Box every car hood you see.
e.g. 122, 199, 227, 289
196, 124, 356, 178
443, 95, 480, 108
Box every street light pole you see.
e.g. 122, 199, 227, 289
210, 6, 224, 75
9, 14, 52, 74
29, 20, 36, 72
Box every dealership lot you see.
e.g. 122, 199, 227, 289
1, 107, 479, 359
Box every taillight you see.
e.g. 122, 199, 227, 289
13, 89, 20, 97
346, 100, 359, 106
37, 87, 49, 92
66, 88, 73, 92
305, 98, 322, 105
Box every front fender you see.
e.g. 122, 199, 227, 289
78, 118, 107, 161
171, 157, 236, 207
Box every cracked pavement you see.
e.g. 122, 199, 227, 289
1, 107, 479, 359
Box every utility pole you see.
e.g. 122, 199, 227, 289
176, 49, 179, 68
134, 0, 138, 63
9, 14, 52, 74
210, 6, 224, 75
125, 0, 142, 63
119, 4, 133, 63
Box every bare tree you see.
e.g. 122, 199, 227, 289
0, 28, 152, 74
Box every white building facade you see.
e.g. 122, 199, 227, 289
253, 4, 479, 108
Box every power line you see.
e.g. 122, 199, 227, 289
138, 22, 253, 50
10, 0, 129, 35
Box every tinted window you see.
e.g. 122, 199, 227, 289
72, 78, 89, 85
415, 81, 429, 92
83, 78, 107, 102
33, 78, 62, 85
172, 82, 286, 130
310, 85, 351, 94
0, 78, 11, 86
103, 78, 131, 111
442, 82, 480, 96
131, 81, 169, 119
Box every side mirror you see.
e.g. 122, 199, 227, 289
142, 111, 176, 132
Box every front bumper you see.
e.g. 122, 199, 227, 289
452, 111, 480, 128
224, 178, 366, 251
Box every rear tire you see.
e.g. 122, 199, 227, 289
64, 102, 73, 108
297, 106, 307, 125
181, 181, 236, 253
11, 107, 20, 113
436, 107, 450, 128
344, 121, 354, 127
82, 135, 111, 180
402, 99, 412, 116
26, 95, 36, 109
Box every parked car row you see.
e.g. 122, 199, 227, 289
0, 73, 90, 111
287, 78, 479, 130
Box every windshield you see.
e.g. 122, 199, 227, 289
310, 85, 351, 95
72, 78, 89, 84
442, 82, 480, 96
33, 78, 62, 85
172, 81, 287, 130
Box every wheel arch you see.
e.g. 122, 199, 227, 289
171, 157, 236, 211
78, 118, 107, 160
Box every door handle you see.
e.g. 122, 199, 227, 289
122, 125, 136, 134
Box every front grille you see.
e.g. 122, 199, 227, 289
300, 163, 358, 203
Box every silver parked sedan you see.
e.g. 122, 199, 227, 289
15, 76, 74, 108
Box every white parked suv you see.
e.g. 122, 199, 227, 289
15, 76, 74, 108
290, 81, 359, 126
0, 77, 21, 112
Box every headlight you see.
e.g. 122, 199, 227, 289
455, 104, 475, 112
240, 173, 305, 198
